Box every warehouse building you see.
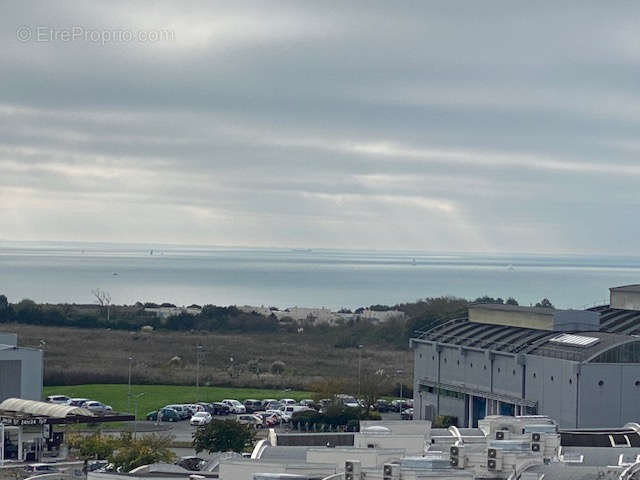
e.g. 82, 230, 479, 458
0, 333, 42, 402
411, 284, 640, 429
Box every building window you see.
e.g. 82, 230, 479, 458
483, 365, 487, 370
598, 380, 604, 386
550, 376, 554, 381
497, 367, 501, 373
444, 358, 447, 364
512, 369, 516, 375
533, 372, 536, 378
432, 356, 435, 361
569, 378, 572, 385
470, 363, 473, 368
419, 354, 422, 358
635, 381, 640, 387
457, 360, 460, 366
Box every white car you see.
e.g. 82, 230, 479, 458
266, 409, 291, 423
82, 401, 113, 415
222, 399, 246, 414
46, 395, 70, 404
280, 398, 297, 406
190, 411, 212, 426
236, 414, 264, 428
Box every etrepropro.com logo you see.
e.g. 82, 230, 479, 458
16, 25, 175, 44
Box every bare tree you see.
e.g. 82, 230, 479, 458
92, 288, 112, 323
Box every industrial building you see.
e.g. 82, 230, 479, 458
411, 284, 640, 428
0, 333, 42, 402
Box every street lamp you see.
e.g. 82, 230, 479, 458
196, 345, 203, 401
357, 345, 364, 397
396, 369, 405, 399
127, 356, 134, 413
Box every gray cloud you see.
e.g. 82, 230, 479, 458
1, 0, 639, 253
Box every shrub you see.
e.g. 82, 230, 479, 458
270, 360, 286, 375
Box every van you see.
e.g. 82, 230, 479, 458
165, 404, 190, 419
283, 405, 312, 415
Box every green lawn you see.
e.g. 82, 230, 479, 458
43, 384, 312, 418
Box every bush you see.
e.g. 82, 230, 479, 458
434, 415, 458, 428
270, 360, 286, 375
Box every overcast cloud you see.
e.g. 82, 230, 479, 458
1, 1, 640, 253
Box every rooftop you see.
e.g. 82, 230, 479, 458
610, 284, 640, 293
414, 305, 640, 362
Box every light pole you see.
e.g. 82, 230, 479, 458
396, 369, 404, 399
196, 345, 203, 401
357, 345, 363, 397
127, 356, 134, 413
132, 393, 145, 438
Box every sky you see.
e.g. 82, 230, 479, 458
1, 1, 640, 254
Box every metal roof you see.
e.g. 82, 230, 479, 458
414, 305, 640, 362
0, 398, 93, 418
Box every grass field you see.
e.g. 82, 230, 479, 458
43, 384, 312, 418
4, 323, 412, 392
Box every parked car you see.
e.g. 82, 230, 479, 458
196, 402, 215, 414
335, 394, 359, 408
165, 404, 191, 419
280, 398, 297, 406
299, 399, 317, 410
190, 411, 212, 426
146, 407, 180, 422
401, 407, 414, 420
82, 401, 112, 415
211, 402, 230, 415
243, 399, 263, 413
222, 399, 246, 414
24, 464, 58, 474
283, 405, 313, 416
266, 409, 291, 423
236, 414, 264, 428
264, 401, 283, 411
67, 397, 90, 407
373, 399, 392, 412
391, 399, 410, 412
261, 398, 277, 408
46, 395, 70, 404
185, 404, 205, 414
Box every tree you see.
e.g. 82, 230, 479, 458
0, 295, 12, 322
356, 369, 391, 412
192, 420, 255, 454
67, 433, 117, 460
270, 360, 286, 375
535, 298, 554, 309
109, 433, 175, 472
92, 288, 112, 323
505, 297, 519, 306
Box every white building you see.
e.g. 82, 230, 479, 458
0, 333, 42, 402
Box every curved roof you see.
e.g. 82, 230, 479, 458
415, 307, 638, 362
0, 398, 93, 418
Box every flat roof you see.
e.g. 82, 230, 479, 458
470, 304, 555, 315
610, 284, 640, 293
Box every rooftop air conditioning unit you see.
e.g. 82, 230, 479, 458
450, 445, 466, 468
531, 432, 542, 453
383, 463, 400, 480
345, 460, 361, 480
487, 456, 503, 471
496, 430, 510, 440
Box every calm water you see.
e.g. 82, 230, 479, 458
1, 242, 639, 309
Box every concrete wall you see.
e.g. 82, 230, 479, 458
469, 307, 553, 330
306, 448, 404, 468
523, 356, 578, 428
578, 363, 640, 427
610, 289, 640, 311
0, 348, 43, 401
354, 434, 424, 454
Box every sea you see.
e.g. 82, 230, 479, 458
1, 241, 639, 310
